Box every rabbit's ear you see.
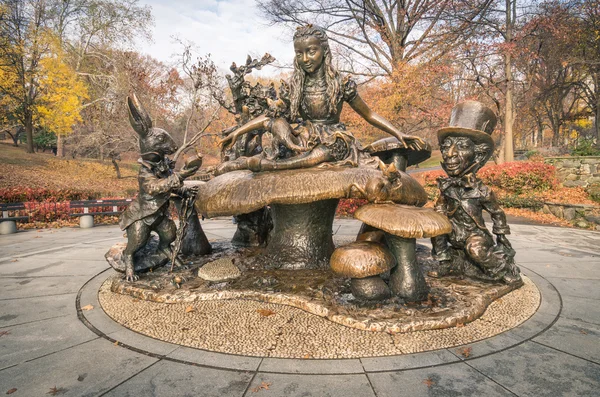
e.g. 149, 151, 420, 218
127, 94, 152, 137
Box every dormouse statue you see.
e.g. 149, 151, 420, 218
430, 101, 522, 286
118, 94, 200, 281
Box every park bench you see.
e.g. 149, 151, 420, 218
0, 202, 29, 234
69, 199, 133, 229
0, 198, 133, 234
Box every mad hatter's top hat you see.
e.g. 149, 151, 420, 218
438, 101, 497, 149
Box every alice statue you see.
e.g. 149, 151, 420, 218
216, 24, 424, 174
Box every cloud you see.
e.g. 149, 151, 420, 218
136, 0, 293, 76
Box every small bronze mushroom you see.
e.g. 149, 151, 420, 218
330, 241, 395, 300
354, 204, 452, 302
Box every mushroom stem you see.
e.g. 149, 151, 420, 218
385, 234, 428, 301
266, 199, 339, 269
389, 153, 408, 172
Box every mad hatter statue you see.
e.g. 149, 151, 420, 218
430, 101, 522, 286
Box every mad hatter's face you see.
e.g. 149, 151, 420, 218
440, 137, 476, 177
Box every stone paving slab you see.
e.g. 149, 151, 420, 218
0, 313, 98, 370
165, 346, 262, 372
0, 256, 108, 277
368, 362, 515, 397
0, 293, 76, 328
245, 373, 376, 397
102, 360, 253, 397
0, 338, 158, 397
559, 295, 600, 326
360, 349, 458, 372
258, 358, 365, 374
533, 317, 600, 364
0, 275, 91, 299
545, 277, 600, 300
467, 341, 600, 397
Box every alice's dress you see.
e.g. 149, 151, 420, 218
294, 76, 367, 166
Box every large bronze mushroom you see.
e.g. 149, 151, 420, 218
196, 166, 427, 269
354, 204, 452, 301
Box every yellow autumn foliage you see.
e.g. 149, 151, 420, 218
36, 35, 88, 136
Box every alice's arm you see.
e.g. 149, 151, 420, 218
219, 114, 270, 150
348, 94, 424, 149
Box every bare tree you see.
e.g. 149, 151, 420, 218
257, 0, 494, 76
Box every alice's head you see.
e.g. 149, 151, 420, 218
290, 25, 340, 119
293, 25, 329, 74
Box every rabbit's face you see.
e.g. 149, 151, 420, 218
127, 94, 179, 157
140, 128, 178, 156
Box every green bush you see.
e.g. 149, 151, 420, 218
571, 139, 600, 156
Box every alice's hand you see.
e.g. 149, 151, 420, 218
403, 135, 426, 151
218, 130, 239, 151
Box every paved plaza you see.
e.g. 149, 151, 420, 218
0, 219, 599, 396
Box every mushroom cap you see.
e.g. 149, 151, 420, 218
365, 137, 432, 167
354, 204, 452, 239
330, 241, 396, 278
197, 257, 241, 282
196, 166, 427, 217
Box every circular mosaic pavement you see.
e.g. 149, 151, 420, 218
99, 275, 539, 359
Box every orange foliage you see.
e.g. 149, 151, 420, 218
343, 61, 455, 146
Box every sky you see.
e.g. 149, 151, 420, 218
135, 0, 293, 76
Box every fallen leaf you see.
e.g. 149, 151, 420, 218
132, 299, 140, 303
180, 327, 190, 331
459, 347, 472, 358
185, 306, 195, 313
456, 322, 465, 328
423, 377, 435, 388
47, 386, 66, 395
252, 382, 271, 392
81, 305, 94, 311
580, 329, 588, 335
303, 354, 311, 359
114, 341, 119, 346
6, 388, 17, 394
10, 259, 17, 262
0, 331, 10, 337
257, 309, 276, 317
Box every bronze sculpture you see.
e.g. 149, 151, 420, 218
216, 25, 425, 174
117, 95, 201, 281
430, 101, 522, 285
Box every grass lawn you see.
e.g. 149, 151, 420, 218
0, 142, 139, 197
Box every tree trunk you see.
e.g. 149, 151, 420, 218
57, 135, 65, 157
535, 117, 543, 147
496, 137, 506, 164
595, 89, 600, 145
25, 111, 34, 153
503, 0, 515, 163
111, 157, 121, 179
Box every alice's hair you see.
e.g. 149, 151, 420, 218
289, 25, 340, 119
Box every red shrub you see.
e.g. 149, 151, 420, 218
0, 187, 98, 203
418, 162, 557, 194
479, 162, 557, 193
336, 199, 368, 217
